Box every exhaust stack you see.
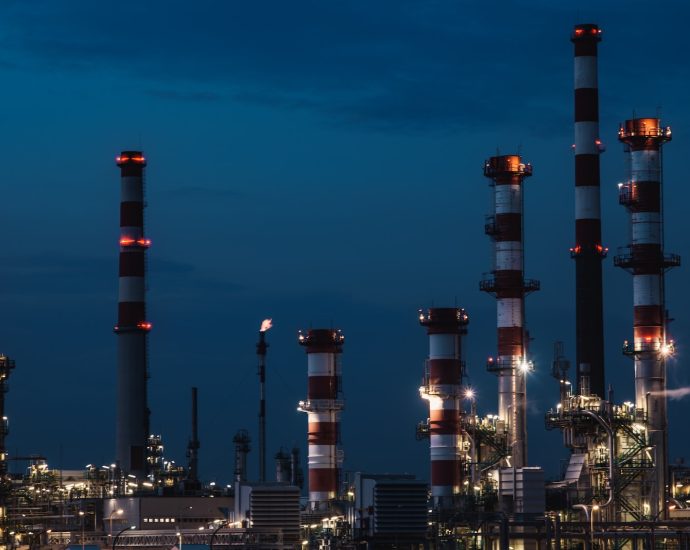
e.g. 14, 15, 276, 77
615, 117, 677, 519
114, 151, 151, 478
297, 329, 344, 510
481, 154, 539, 469
418, 307, 469, 509
571, 24, 607, 398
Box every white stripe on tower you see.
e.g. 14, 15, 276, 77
115, 151, 151, 478
419, 308, 468, 510
616, 118, 676, 519
297, 329, 344, 510
481, 155, 537, 470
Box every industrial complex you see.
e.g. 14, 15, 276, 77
0, 22, 688, 550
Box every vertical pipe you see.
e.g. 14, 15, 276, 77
616, 118, 676, 519
571, 23, 606, 398
297, 329, 344, 510
481, 154, 538, 469
257, 331, 267, 483
418, 307, 469, 510
187, 387, 200, 483
114, 151, 150, 478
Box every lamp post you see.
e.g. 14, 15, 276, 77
107, 508, 123, 536
210, 520, 229, 550
176, 531, 183, 550
112, 526, 135, 550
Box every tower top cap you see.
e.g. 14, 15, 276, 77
572, 24, 602, 42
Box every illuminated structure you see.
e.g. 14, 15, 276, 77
257, 319, 272, 483
615, 117, 678, 519
417, 308, 469, 510
571, 23, 607, 398
297, 329, 344, 510
115, 151, 151, 478
481, 154, 538, 469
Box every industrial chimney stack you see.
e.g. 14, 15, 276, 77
114, 151, 151, 478
297, 329, 344, 510
571, 24, 607, 398
615, 117, 677, 519
481, 154, 538, 469
418, 307, 469, 510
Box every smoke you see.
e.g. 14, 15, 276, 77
260, 318, 273, 332
650, 387, 690, 400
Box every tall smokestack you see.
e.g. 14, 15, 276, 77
187, 387, 200, 484
297, 329, 344, 510
481, 154, 538, 469
418, 308, 469, 510
571, 24, 607, 398
257, 319, 272, 483
114, 151, 151, 478
615, 117, 677, 519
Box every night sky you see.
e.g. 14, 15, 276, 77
1, 1, 689, 487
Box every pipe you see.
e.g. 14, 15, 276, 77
257, 331, 267, 483
187, 387, 200, 482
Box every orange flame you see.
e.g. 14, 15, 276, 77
260, 318, 273, 332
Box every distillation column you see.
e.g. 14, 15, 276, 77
481, 155, 538, 469
571, 23, 607, 398
418, 308, 469, 510
115, 151, 151, 478
615, 118, 678, 519
298, 329, 344, 510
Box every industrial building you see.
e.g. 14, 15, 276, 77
0, 21, 689, 550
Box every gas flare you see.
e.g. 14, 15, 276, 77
260, 319, 273, 332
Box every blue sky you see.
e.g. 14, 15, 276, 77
0, 0, 689, 484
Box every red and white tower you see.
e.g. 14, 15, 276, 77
571, 23, 607, 398
418, 307, 469, 510
114, 151, 151, 478
297, 329, 344, 510
481, 155, 538, 469
615, 118, 677, 518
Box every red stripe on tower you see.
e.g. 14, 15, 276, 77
114, 151, 151, 478
418, 308, 469, 510
571, 23, 607, 398
615, 118, 678, 519
480, 155, 538, 469
297, 329, 344, 511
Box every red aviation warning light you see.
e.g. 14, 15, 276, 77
137, 322, 152, 331
116, 153, 147, 166
120, 237, 151, 248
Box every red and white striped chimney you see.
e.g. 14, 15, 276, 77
481, 154, 538, 469
297, 329, 344, 510
615, 118, 677, 519
114, 151, 151, 478
418, 307, 469, 509
571, 23, 607, 398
